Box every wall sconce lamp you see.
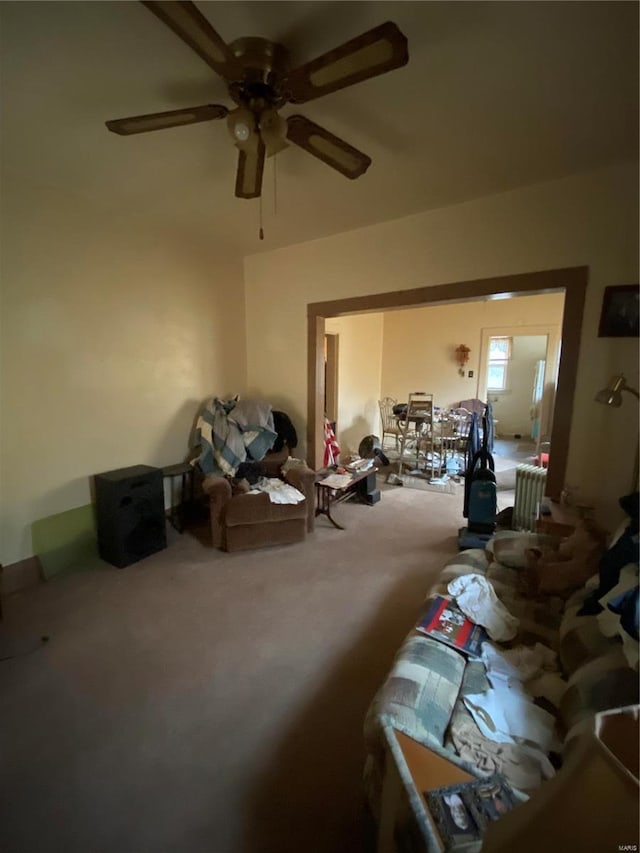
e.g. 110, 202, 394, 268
594, 373, 639, 406
594, 373, 640, 491
455, 344, 471, 376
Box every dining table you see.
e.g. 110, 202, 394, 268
393, 404, 472, 476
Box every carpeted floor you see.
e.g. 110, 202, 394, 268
0, 483, 464, 853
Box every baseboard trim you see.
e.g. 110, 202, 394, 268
1, 556, 43, 597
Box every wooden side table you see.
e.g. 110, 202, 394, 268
377, 726, 476, 853
162, 462, 195, 533
315, 468, 378, 529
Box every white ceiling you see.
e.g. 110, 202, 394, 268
2, 1, 638, 255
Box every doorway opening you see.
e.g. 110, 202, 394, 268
477, 324, 561, 463
307, 267, 588, 498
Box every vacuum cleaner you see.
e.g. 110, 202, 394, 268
458, 405, 497, 550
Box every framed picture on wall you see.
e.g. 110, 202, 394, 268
598, 284, 639, 338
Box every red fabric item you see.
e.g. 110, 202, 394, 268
535, 452, 550, 469
323, 419, 340, 468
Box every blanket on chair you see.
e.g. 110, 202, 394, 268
193, 398, 277, 476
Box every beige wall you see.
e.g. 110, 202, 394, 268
488, 334, 548, 437
3, 161, 637, 563
0, 181, 246, 565
244, 161, 639, 528
325, 313, 384, 457
379, 294, 563, 421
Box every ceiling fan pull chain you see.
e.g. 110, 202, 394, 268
259, 193, 264, 241
273, 155, 278, 217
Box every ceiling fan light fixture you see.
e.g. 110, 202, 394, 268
260, 108, 289, 157
227, 107, 256, 149
234, 122, 250, 143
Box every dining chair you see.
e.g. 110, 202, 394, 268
378, 397, 403, 450
458, 398, 485, 416
451, 408, 474, 473
400, 392, 434, 473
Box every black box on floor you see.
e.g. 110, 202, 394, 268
94, 464, 166, 568
363, 488, 381, 505
355, 470, 377, 497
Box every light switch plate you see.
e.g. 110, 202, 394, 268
468, 370, 474, 378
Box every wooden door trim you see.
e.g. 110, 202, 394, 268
307, 266, 588, 498
324, 333, 339, 426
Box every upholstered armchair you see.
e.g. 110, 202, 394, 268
201, 446, 316, 552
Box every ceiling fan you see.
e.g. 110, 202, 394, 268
106, 1, 409, 199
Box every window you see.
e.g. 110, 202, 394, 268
486, 336, 512, 391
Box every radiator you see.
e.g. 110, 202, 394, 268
513, 464, 547, 531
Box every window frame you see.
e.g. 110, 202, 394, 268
486, 336, 512, 392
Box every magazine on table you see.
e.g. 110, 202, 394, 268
318, 472, 353, 489
416, 596, 487, 658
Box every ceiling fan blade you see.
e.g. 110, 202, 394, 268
106, 103, 228, 135
282, 21, 408, 104
286, 115, 371, 179
141, 1, 242, 81
235, 137, 266, 199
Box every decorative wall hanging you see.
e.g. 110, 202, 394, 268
598, 284, 639, 337
455, 344, 471, 376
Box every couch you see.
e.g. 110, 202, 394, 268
201, 445, 316, 552
364, 524, 639, 850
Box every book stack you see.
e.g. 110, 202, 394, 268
416, 596, 488, 658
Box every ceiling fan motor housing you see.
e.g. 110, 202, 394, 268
227, 37, 290, 110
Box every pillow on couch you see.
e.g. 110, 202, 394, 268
364, 634, 466, 753
426, 549, 490, 598
487, 531, 558, 570
523, 521, 606, 598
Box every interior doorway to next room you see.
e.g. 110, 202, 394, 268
307, 267, 588, 499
